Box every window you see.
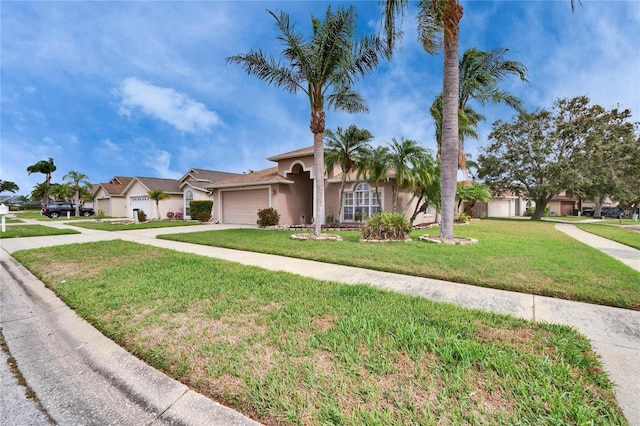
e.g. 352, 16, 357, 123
342, 183, 381, 221
185, 190, 193, 216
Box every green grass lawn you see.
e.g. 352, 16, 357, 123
12, 240, 627, 425
71, 220, 202, 231
159, 220, 640, 310
0, 225, 80, 238
576, 223, 640, 250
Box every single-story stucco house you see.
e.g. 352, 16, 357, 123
179, 168, 242, 219
92, 176, 133, 217
206, 146, 437, 226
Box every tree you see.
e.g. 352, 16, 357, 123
456, 181, 492, 217
383, 0, 577, 239
48, 182, 74, 202
357, 145, 391, 209
27, 157, 56, 203
405, 156, 440, 223
30, 182, 48, 203
148, 189, 170, 220
228, 6, 386, 236
564, 99, 640, 215
63, 171, 92, 216
387, 137, 428, 212
477, 96, 620, 220
0, 180, 19, 194
324, 125, 373, 222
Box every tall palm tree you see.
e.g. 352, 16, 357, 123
357, 145, 391, 209
27, 157, 56, 203
383, 0, 578, 240
429, 93, 483, 161
228, 6, 386, 236
48, 182, 74, 202
63, 171, 92, 216
148, 189, 170, 220
324, 124, 374, 222
387, 137, 428, 212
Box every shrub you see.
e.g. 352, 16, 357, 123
197, 212, 211, 222
95, 209, 105, 220
524, 206, 550, 217
454, 212, 470, 223
361, 212, 411, 241
257, 207, 280, 227
174, 212, 183, 220
137, 209, 147, 223
190, 200, 213, 220
166, 211, 175, 220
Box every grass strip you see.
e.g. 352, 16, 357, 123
12, 240, 627, 425
576, 223, 640, 250
159, 220, 640, 310
71, 220, 202, 231
0, 225, 79, 239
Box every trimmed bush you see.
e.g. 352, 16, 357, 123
257, 207, 280, 227
190, 200, 213, 221
361, 212, 411, 241
197, 212, 211, 222
137, 209, 147, 223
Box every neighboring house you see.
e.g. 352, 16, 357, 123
179, 168, 242, 219
122, 177, 183, 220
92, 176, 133, 217
207, 146, 429, 226
474, 192, 529, 218
547, 193, 578, 217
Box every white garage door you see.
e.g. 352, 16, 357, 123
130, 196, 152, 219
222, 189, 269, 224
488, 199, 511, 217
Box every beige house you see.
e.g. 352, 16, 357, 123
122, 177, 184, 220
207, 146, 434, 226
92, 176, 133, 217
179, 168, 242, 219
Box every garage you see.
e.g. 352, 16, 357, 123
130, 195, 152, 219
221, 189, 269, 224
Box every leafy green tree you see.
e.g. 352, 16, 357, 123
324, 125, 374, 222
357, 145, 391, 209
63, 171, 92, 216
27, 157, 56, 203
387, 137, 428, 213
48, 182, 74, 202
30, 182, 48, 203
477, 96, 628, 220
405, 156, 440, 223
228, 6, 386, 236
456, 181, 492, 217
0, 180, 19, 194
382, 0, 577, 239
148, 189, 170, 220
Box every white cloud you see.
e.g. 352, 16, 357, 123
116, 77, 221, 133
139, 142, 182, 179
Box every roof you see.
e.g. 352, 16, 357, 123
125, 177, 183, 194
207, 167, 293, 189
267, 146, 314, 162
179, 168, 243, 190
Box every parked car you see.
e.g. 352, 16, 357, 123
41, 203, 95, 219
582, 208, 595, 217
582, 206, 629, 218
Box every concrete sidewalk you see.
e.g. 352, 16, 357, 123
1, 219, 639, 425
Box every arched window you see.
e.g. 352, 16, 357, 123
342, 183, 381, 221
185, 190, 193, 216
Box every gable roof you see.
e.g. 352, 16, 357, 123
267, 146, 314, 162
179, 168, 243, 191
92, 176, 134, 197
208, 167, 293, 189
123, 176, 182, 195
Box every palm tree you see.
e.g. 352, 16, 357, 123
429, 93, 483, 161
148, 189, 170, 220
227, 6, 386, 236
27, 157, 56, 203
48, 182, 74, 202
0, 180, 19, 195
387, 137, 428, 213
357, 145, 391, 209
456, 181, 492, 216
383, 0, 577, 240
404, 155, 439, 221
324, 125, 373, 222
63, 171, 92, 216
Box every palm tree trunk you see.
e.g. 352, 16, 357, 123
313, 133, 324, 235
439, 0, 463, 240
338, 178, 346, 222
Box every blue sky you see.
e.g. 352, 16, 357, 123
2, 1, 639, 197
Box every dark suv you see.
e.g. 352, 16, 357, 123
41, 203, 95, 219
